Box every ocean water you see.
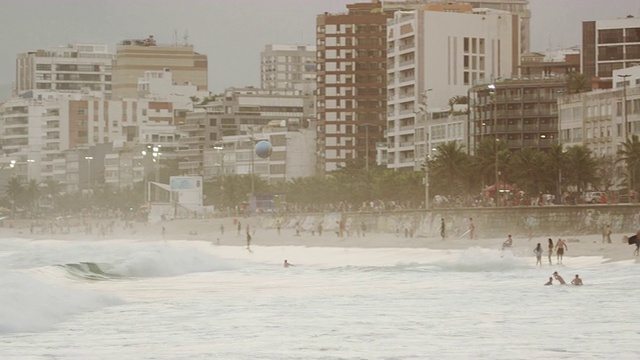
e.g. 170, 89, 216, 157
1, 237, 639, 359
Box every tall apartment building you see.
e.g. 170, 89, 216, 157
0, 91, 190, 184
468, 78, 565, 153
112, 35, 208, 99
386, 5, 519, 170
204, 128, 316, 185
261, 44, 317, 95
582, 16, 640, 89
15, 44, 114, 97
316, 2, 392, 173
559, 66, 640, 155
379, 0, 531, 55
178, 87, 314, 176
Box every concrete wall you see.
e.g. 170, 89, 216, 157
257, 205, 640, 239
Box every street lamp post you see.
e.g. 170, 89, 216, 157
26, 159, 35, 182
489, 84, 499, 207
425, 155, 430, 210
418, 89, 432, 209
619, 74, 632, 201
214, 144, 224, 209
84, 156, 93, 191
142, 145, 161, 202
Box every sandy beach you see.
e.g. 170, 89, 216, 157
1, 216, 638, 264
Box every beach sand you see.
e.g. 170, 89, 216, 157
1, 217, 638, 263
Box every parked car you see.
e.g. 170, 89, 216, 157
583, 191, 605, 204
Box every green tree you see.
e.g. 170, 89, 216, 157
509, 147, 548, 196
616, 134, 640, 192
564, 145, 599, 192
545, 143, 567, 198
5, 177, 23, 216
566, 72, 591, 94
429, 141, 472, 199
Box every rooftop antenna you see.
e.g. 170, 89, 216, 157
183, 30, 189, 46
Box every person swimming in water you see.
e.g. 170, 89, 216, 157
284, 260, 294, 268
544, 277, 553, 286
553, 271, 566, 285
571, 274, 583, 286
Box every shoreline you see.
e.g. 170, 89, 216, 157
1, 217, 638, 264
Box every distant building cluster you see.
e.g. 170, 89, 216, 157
1, 1, 640, 198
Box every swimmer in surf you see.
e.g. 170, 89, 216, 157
544, 277, 553, 286
284, 260, 294, 268
553, 271, 566, 285
571, 274, 583, 286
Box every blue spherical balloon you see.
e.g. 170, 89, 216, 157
255, 140, 272, 159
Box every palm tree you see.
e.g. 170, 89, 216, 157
616, 134, 640, 193
24, 179, 40, 217
564, 145, 599, 193
509, 147, 548, 197
429, 141, 471, 199
546, 143, 567, 199
41, 179, 63, 211
5, 177, 23, 217
474, 137, 507, 187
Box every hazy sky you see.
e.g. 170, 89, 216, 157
0, 0, 639, 96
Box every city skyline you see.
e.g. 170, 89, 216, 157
0, 0, 639, 98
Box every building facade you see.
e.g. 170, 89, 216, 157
15, 44, 113, 97
520, 49, 581, 78
559, 66, 640, 154
316, 2, 391, 174
112, 36, 208, 99
178, 87, 314, 177
379, 0, 530, 55
386, 5, 520, 170
261, 44, 317, 95
469, 78, 565, 153
582, 16, 640, 89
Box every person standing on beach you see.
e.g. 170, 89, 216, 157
237, 220, 242, 236
276, 220, 281, 236
555, 238, 568, 265
220, 224, 225, 236
469, 218, 476, 240
547, 238, 554, 265
603, 224, 612, 244
440, 218, 446, 241
246, 224, 252, 250
534, 243, 543, 267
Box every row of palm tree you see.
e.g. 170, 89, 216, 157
4, 136, 640, 217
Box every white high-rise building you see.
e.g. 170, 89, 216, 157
15, 44, 114, 97
261, 44, 317, 95
386, 4, 520, 170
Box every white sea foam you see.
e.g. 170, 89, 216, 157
1, 238, 637, 358
0, 271, 122, 333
